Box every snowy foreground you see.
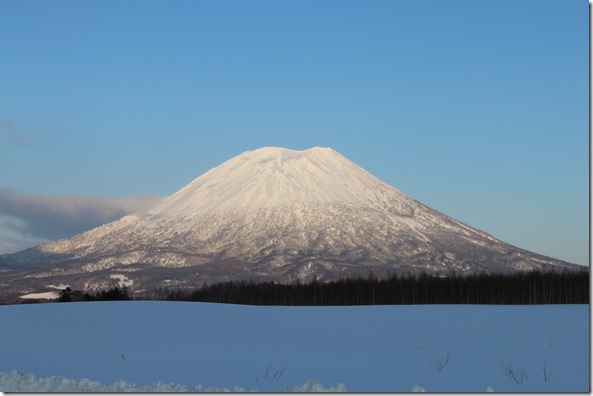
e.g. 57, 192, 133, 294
0, 302, 588, 392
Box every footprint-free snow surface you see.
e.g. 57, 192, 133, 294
0, 302, 588, 392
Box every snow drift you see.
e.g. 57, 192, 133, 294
0, 370, 346, 392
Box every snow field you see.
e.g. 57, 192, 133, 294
0, 302, 588, 392
0, 370, 346, 392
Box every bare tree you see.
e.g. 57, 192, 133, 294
433, 351, 450, 373
265, 360, 271, 379
543, 358, 551, 382
273, 363, 288, 380
263, 360, 288, 381
481, 363, 490, 374
500, 359, 529, 385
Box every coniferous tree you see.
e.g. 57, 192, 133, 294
57, 287, 73, 302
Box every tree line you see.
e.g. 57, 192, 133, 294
161, 270, 589, 305
52, 270, 588, 305
57, 286, 131, 302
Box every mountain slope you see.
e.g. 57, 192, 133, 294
0, 146, 583, 298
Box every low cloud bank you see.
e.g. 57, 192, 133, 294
0, 370, 347, 392
0, 187, 160, 253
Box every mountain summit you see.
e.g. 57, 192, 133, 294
150, 146, 415, 216
0, 147, 582, 298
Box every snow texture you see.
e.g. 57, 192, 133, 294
0, 370, 345, 392
0, 302, 587, 393
19, 291, 58, 300
150, 146, 413, 215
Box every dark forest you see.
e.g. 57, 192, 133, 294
152, 270, 588, 306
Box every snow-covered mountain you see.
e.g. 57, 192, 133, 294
0, 147, 583, 299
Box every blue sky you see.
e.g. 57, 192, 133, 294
0, 0, 588, 266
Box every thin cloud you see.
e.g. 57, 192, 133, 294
0, 230, 47, 255
0, 117, 29, 146
0, 188, 161, 250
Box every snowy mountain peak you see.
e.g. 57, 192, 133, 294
240, 146, 336, 159
148, 146, 411, 218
